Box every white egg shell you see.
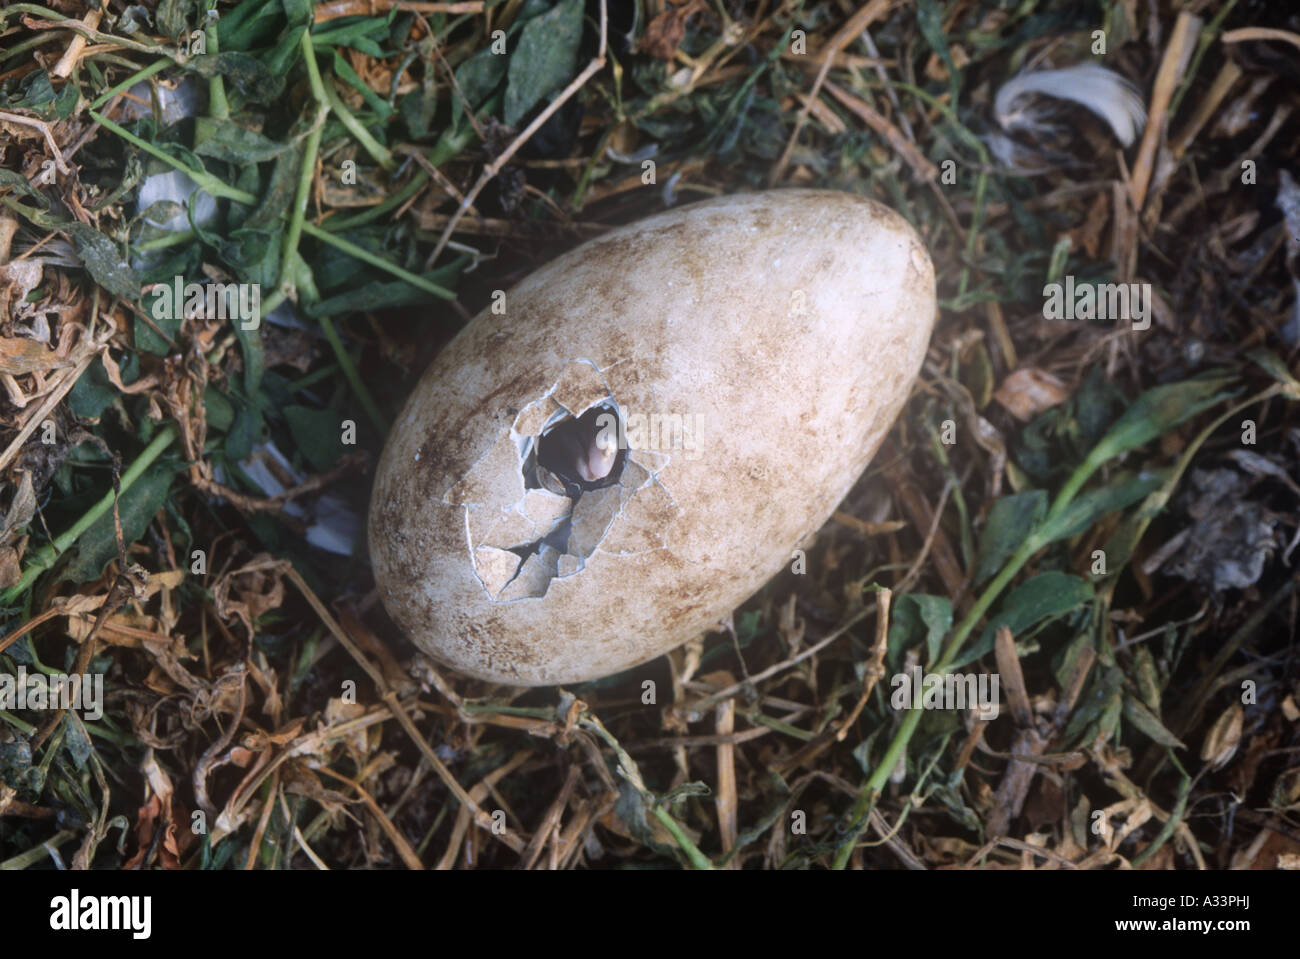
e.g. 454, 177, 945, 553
370, 189, 935, 685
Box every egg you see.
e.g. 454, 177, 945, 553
370, 189, 935, 685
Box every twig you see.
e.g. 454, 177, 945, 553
516, 766, 580, 870
1130, 11, 1201, 210
0, 111, 71, 174
314, 0, 484, 21
8, 8, 175, 58
767, 0, 895, 185
0, 348, 97, 476
316, 766, 425, 869
714, 685, 738, 867
1169, 59, 1241, 162
426, 0, 608, 267
1221, 26, 1300, 52
50, 6, 100, 78
835, 588, 892, 741
191, 452, 367, 514
688, 604, 876, 715
282, 567, 526, 855
822, 80, 937, 182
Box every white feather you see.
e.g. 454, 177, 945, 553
994, 63, 1147, 147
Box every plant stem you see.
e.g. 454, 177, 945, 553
280, 28, 327, 296
324, 171, 427, 231
579, 712, 713, 869
1130, 759, 1190, 867
0, 32, 59, 67
319, 66, 395, 171
0, 4, 172, 56
204, 0, 228, 120
279, 32, 389, 438
300, 222, 456, 299
318, 314, 387, 434
833, 421, 1141, 867
323, 118, 478, 232
1, 425, 178, 606
88, 109, 257, 203
0, 829, 77, 870
90, 110, 452, 299
89, 57, 171, 109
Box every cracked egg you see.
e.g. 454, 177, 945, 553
369, 189, 935, 685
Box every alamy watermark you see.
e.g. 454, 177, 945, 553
890, 666, 1000, 720
150, 275, 260, 330
49, 890, 150, 939
592, 410, 704, 460
0, 666, 103, 721
1043, 274, 1150, 331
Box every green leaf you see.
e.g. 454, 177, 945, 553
204, 386, 235, 433
658, 781, 711, 806
136, 246, 201, 353
333, 48, 393, 120
156, 0, 196, 39
973, 571, 1093, 656
1074, 364, 1125, 447
455, 46, 508, 117
311, 17, 393, 55
281, 0, 313, 27
915, 0, 957, 98
193, 119, 289, 164
232, 312, 267, 396
973, 490, 1047, 584
887, 593, 952, 668
283, 405, 344, 473
53, 82, 78, 121
399, 84, 438, 139
261, 23, 307, 75
242, 140, 304, 230
1247, 348, 1300, 400
1037, 469, 1169, 545
225, 404, 263, 461
1090, 375, 1237, 464
68, 354, 138, 419
304, 271, 459, 316
220, 0, 287, 50
1122, 693, 1185, 749
852, 725, 884, 775
64, 223, 142, 302
221, 226, 282, 289
64, 715, 94, 769
612, 780, 675, 857
1062, 665, 1123, 747
188, 53, 282, 103
64, 463, 175, 583
18, 70, 57, 113
0, 169, 51, 208
504, 0, 584, 126
137, 299, 182, 354
1053, 632, 1095, 690
716, 771, 790, 867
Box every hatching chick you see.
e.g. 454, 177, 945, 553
537, 406, 621, 489
552, 424, 618, 482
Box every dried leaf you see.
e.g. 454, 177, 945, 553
994, 368, 1070, 421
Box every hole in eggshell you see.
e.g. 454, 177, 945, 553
459, 373, 678, 602
534, 403, 626, 496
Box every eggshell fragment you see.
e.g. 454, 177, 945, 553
370, 189, 935, 685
